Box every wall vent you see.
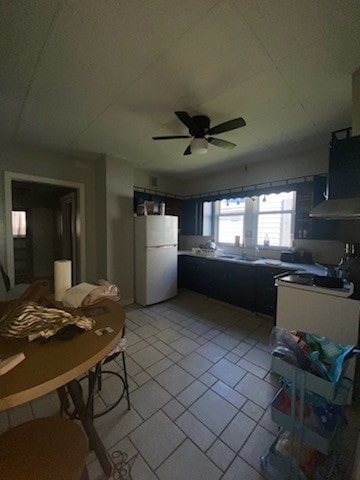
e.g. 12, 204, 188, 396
150, 176, 158, 187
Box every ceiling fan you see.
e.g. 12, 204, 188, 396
152, 111, 246, 155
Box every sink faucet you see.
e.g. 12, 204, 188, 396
254, 246, 260, 259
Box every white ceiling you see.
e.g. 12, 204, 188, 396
1, 0, 360, 178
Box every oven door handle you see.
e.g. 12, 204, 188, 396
273, 271, 292, 280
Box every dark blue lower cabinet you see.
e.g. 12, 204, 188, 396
254, 267, 288, 316
178, 256, 284, 315
177, 256, 209, 295
218, 264, 256, 311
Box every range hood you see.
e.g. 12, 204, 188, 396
310, 197, 360, 220
309, 134, 360, 220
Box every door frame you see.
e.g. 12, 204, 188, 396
58, 192, 78, 283
4, 171, 86, 286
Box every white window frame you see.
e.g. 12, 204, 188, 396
214, 198, 248, 246
254, 192, 296, 249
211, 191, 296, 249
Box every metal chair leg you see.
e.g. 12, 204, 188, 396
97, 364, 102, 391
122, 351, 131, 411
57, 386, 70, 416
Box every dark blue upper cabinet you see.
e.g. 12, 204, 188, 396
329, 135, 360, 200
181, 200, 203, 235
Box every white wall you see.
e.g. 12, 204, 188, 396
94, 156, 108, 279
182, 146, 328, 196
134, 168, 184, 196
105, 155, 134, 304
0, 144, 137, 304
353, 67, 360, 136
0, 142, 98, 281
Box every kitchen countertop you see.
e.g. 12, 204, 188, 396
178, 250, 327, 276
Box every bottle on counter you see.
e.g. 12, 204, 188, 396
264, 233, 270, 247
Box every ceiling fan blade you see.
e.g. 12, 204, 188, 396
183, 145, 192, 155
152, 135, 191, 140
208, 137, 236, 150
175, 111, 199, 133
208, 117, 246, 135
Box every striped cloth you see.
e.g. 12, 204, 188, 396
0, 302, 95, 341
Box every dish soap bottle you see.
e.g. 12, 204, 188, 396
264, 233, 270, 247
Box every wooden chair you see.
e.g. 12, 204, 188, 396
0, 416, 89, 480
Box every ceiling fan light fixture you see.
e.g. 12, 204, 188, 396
191, 137, 208, 154
153, 112, 246, 155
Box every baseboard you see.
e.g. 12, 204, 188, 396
120, 297, 134, 306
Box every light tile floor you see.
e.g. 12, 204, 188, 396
1, 290, 358, 479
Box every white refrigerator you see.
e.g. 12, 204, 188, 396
135, 215, 178, 306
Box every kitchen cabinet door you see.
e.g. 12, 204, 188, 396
329, 136, 360, 199
255, 267, 288, 316
205, 261, 255, 310
225, 263, 256, 310
190, 257, 211, 295
181, 200, 203, 235
178, 255, 209, 295
178, 255, 188, 289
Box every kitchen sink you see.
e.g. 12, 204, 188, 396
219, 254, 259, 262
241, 256, 259, 262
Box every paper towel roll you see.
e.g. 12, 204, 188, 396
54, 260, 72, 301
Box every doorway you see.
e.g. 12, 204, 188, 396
5, 172, 86, 287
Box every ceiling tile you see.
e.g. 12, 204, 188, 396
300, 80, 352, 134
1, 1, 359, 177
234, 0, 360, 61
203, 64, 299, 124
147, 1, 271, 106
17, 0, 220, 145
0, 1, 58, 136
245, 103, 316, 147
277, 25, 360, 99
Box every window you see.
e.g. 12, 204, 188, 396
203, 202, 213, 236
208, 190, 296, 248
12, 211, 27, 237
217, 198, 245, 244
256, 192, 296, 248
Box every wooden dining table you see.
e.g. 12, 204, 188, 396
0, 298, 126, 477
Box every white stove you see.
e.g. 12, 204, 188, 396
276, 274, 354, 298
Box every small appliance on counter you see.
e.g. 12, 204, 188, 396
136, 200, 166, 216
280, 250, 295, 263
280, 249, 313, 264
